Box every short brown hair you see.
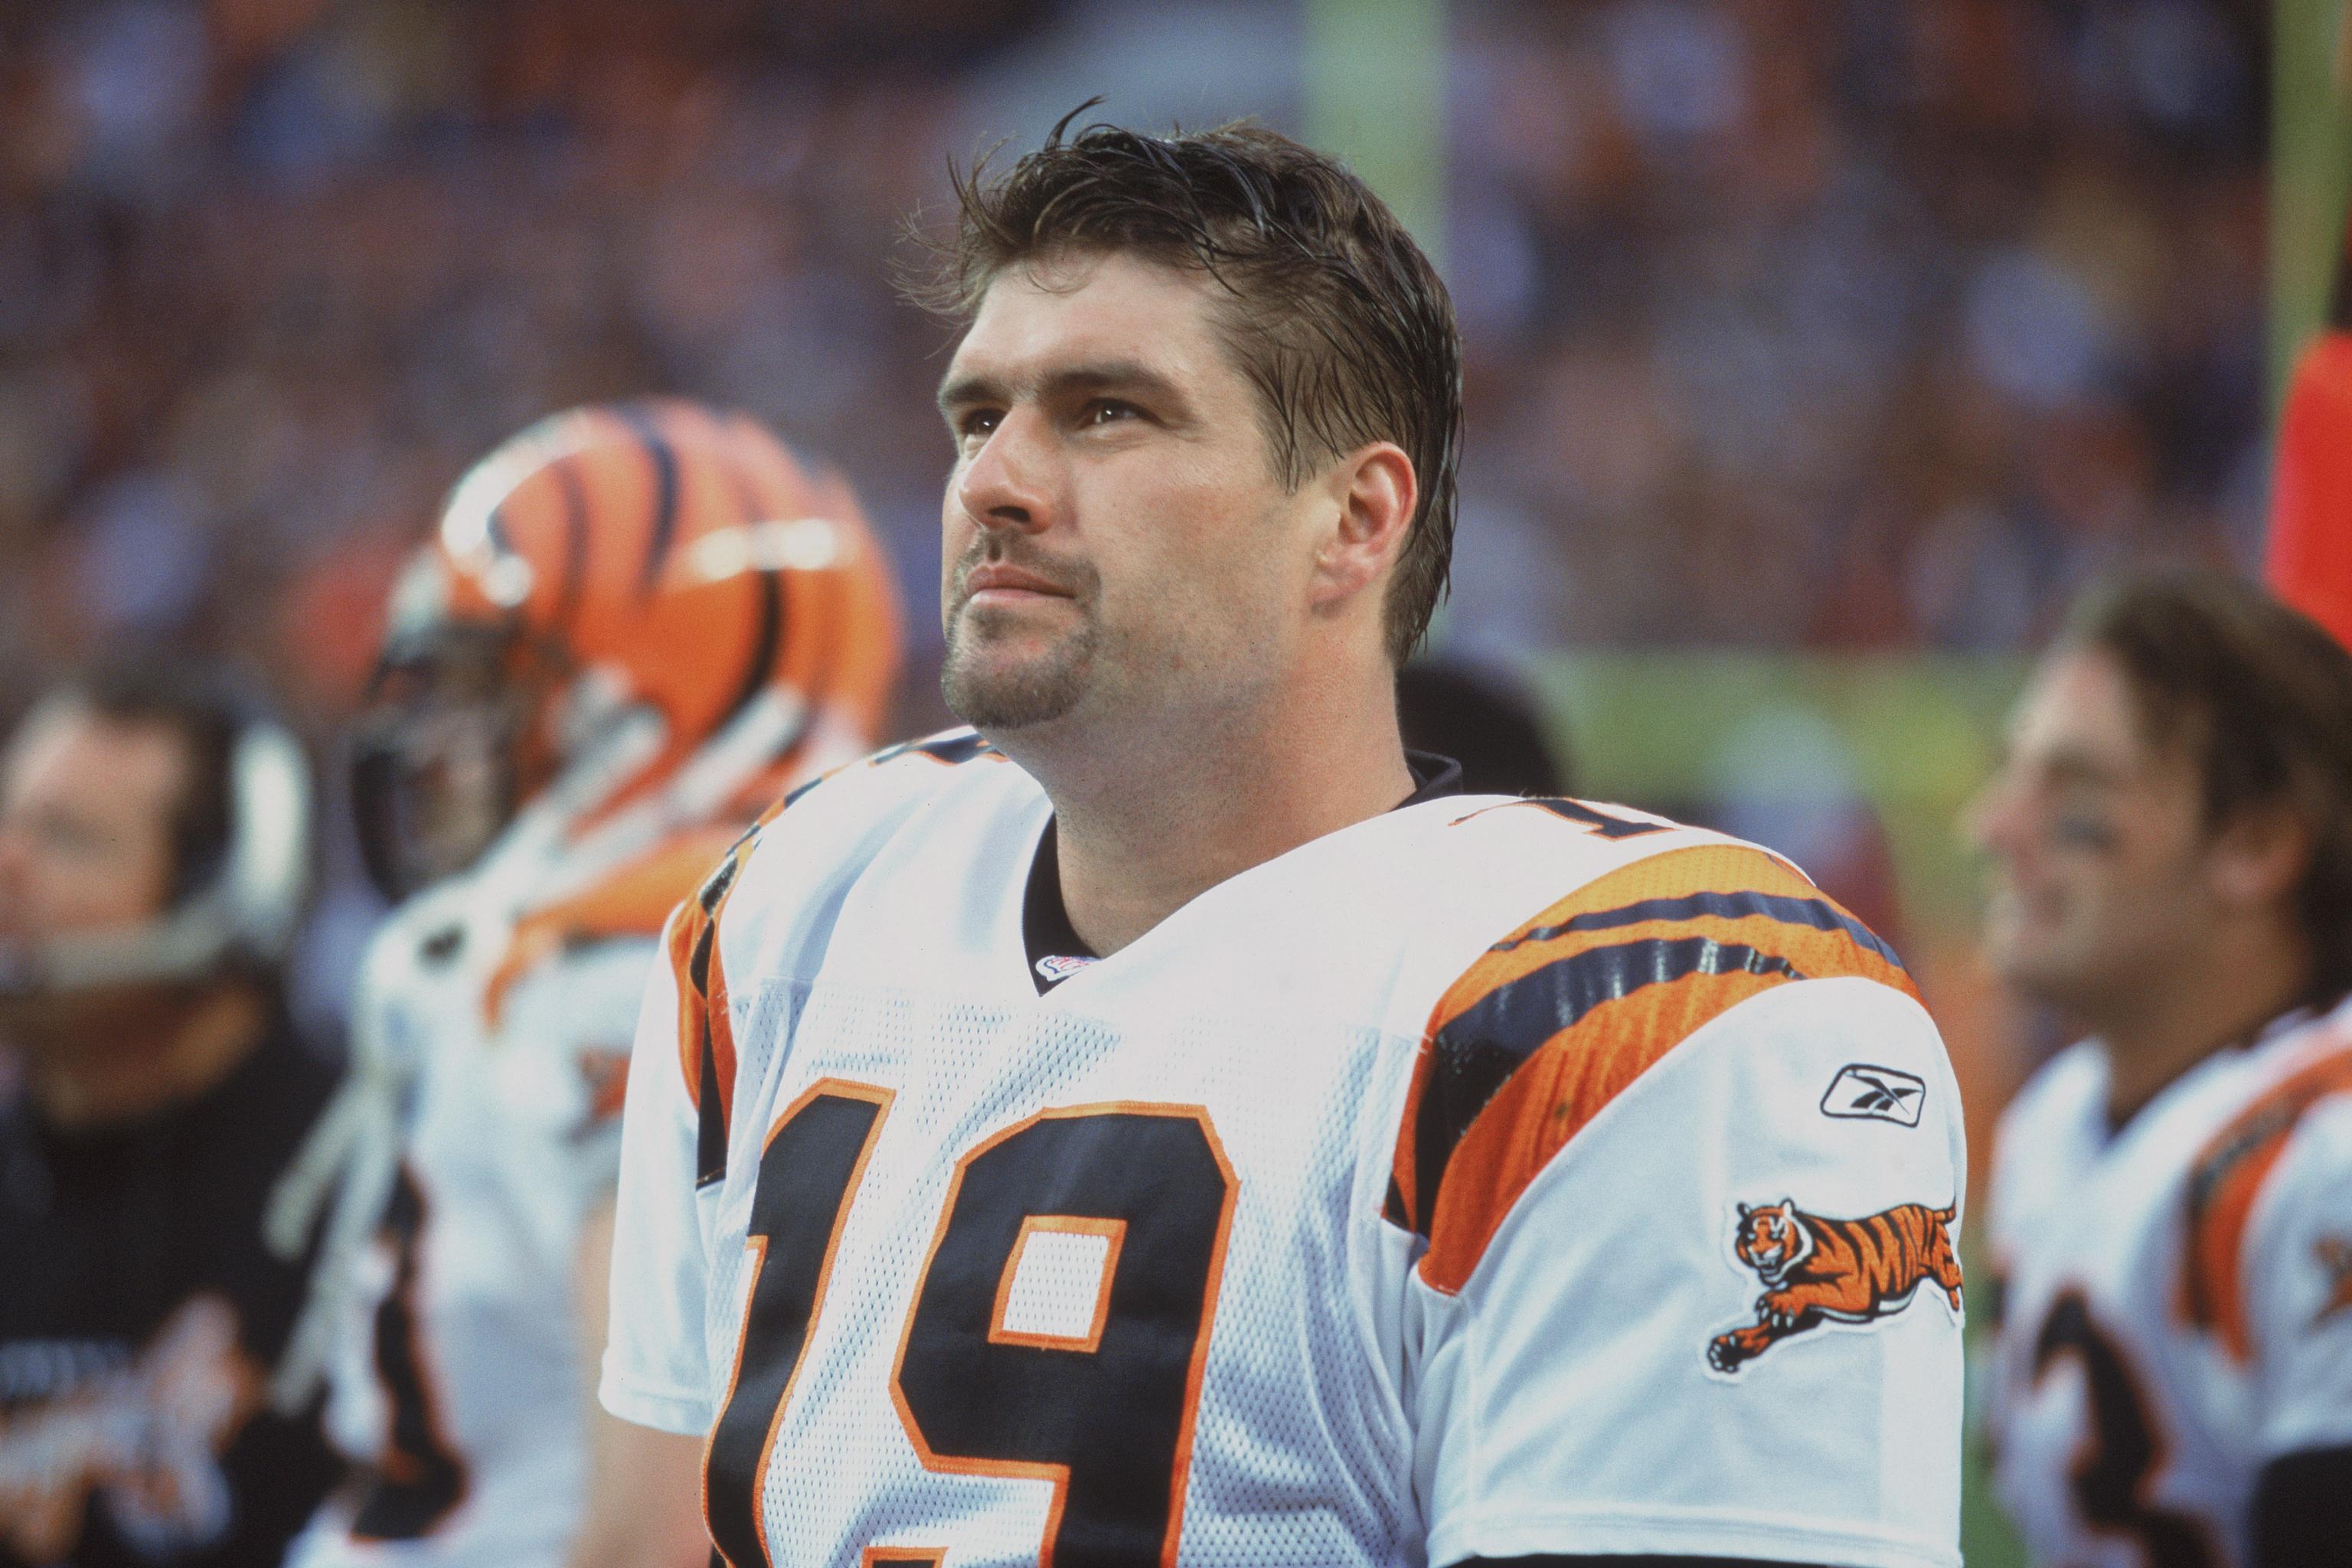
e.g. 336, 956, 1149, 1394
914, 107, 1462, 665
57, 658, 243, 904
2066, 572, 2352, 1002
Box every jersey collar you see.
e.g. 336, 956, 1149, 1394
1021, 751, 1463, 995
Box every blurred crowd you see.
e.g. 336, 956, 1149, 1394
1452, 0, 2264, 650
0, 0, 2265, 721
0, 9, 2311, 1563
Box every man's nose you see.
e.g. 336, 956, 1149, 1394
955, 410, 1054, 536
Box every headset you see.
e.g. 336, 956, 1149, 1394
0, 701, 314, 998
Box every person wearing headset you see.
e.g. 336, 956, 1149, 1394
0, 659, 345, 1567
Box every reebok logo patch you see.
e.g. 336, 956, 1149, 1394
1820, 1063, 1925, 1126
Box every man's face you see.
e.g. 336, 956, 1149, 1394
1966, 648, 2220, 1018
0, 702, 183, 962
935, 251, 1319, 737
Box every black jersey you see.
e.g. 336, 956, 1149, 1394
0, 1011, 347, 1567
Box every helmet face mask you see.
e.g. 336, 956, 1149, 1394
351, 622, 559, 902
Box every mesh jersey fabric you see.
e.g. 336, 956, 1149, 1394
1987, 996, 2352, 1568
603, 733, 1968, 1568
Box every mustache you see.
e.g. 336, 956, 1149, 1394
949, 540, 1096, 605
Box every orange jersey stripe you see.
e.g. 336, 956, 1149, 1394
2179, 1041, 2352, 1360
668, 824, 763, 1186
668, 733, 995, 1135
1390, 844, 1917, 1295
1430, 842, 1912, 1032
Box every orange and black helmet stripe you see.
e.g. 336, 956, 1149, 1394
439, 398, 900, 831
702, 433, 786, 733
550, 452, 591, 633
610, 401, 684, 596
640, 399, 782, 731
1388, 843, 1918, 1295
2179, 1040, 2352, 1359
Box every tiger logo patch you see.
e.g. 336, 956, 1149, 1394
1707, 1198, 1963, 1373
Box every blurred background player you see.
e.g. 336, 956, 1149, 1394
0, 661, 341, 1566
1969, 572, 2352, 1568
270, 400, 901, 1568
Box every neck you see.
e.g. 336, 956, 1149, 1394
2094, 922, 2314, 1125
21, 982, 271, 1132
998, 660, 1413, 956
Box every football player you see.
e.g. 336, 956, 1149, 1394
1971, 573, 2352, 1568
275, 400, 901, 1568
601, 119, 1965, 1568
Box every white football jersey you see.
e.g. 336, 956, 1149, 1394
283, 814, 753, 1568
1987, 999, 2352, 1568
603, 733, 1969, 1568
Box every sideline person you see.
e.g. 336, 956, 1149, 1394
0, 662, 342, 1567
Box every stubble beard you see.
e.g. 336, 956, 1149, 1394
941, 599, 1102, 733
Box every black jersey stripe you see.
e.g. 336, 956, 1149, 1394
688, 850, 744, 1190
1410, 936, 1805, 1236
691, 901, 730, 1190
1491, 887, 1906, 970
1514, 797, 1674, 838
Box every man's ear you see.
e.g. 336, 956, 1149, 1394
2207, 800, 2314, 912
1308, 442, 1416, 612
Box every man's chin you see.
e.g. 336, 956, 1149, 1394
1987, 937, 2108, 1018
940, 658, 1089, 734
1983, 920, 2057, 986
940, 612, 1099, 730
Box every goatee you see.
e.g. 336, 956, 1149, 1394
940, 604, 1098, 730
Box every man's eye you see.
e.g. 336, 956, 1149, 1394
2050, 809, 2118, 852
957, 411, 1001, 443
1083, 400, 1139, 426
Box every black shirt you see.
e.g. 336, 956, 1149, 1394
0, 1010, 346, 1567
